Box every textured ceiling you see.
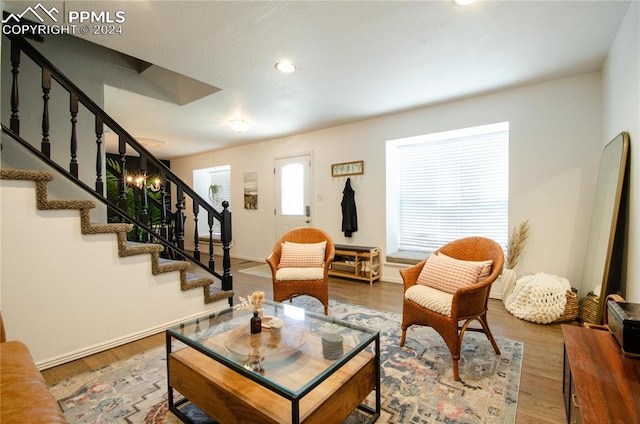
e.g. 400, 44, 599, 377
5, 1, 633, 158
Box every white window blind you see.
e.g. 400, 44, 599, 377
394, 123, 508, 252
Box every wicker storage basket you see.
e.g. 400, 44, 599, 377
553, 290, 580, 323
579, 293, 600, 324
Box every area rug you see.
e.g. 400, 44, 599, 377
49, 298, 523, 423
237, 263, 272, 279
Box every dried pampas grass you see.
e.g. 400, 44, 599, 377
506, 219, 530, 269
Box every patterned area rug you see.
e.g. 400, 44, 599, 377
237, 263, 272, 279
49, 298, 523, 423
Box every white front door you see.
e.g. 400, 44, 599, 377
275, 154, 312, 238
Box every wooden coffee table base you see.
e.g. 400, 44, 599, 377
168, 345, 377, 424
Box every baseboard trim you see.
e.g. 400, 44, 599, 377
489, 292, 504, 300
36, 305, 227, 371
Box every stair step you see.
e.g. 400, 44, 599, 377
182, 272, 214, 290
205, 286, 234, 305
155, 257, 190, 274
87, 222, 133, 235
123, 241, 163, 256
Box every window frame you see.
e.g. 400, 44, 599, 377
386, 122, 509, 258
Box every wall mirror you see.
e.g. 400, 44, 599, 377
581, 132, 629, 323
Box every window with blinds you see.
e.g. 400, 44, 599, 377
386, 122, 509, 254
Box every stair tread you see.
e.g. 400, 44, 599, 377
126, 241, 153, 247
158, 257, 184, 265
205, 286, 234, 304
186, 272, 213, 282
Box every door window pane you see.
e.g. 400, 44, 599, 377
281, 163, 304, 215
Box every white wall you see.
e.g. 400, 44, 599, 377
172, 73, 603, 292
602, 2, 640, 302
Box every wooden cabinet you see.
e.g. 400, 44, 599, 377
329, 245, 381, 286
562, 350, 582, 424
562, 325, 640, 423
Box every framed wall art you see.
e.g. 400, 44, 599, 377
331, 160, 364, 177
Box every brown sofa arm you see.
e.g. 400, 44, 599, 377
0, 330, 66, 423
0, 312, 6, 343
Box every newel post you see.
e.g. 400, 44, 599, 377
221, 200, 233, 293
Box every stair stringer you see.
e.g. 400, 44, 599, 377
0, 169, 232, 368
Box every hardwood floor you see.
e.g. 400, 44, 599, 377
41, 257, 567, 423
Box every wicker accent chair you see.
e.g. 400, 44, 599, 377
399, 237, 504, 381
266, 228, 335, 315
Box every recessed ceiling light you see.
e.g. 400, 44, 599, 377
275, 61, 296, 73
453, 0, 477, 5
227, 119, 252, 133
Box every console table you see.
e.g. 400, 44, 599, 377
329, 245, 381, 285
562, 324, 640, 423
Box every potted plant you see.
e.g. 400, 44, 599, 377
209, 184, 223, 204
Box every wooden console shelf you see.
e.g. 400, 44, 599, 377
562, 324, 640, 423
329, 245, 380, 286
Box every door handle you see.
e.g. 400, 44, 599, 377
305, 205, 310, 217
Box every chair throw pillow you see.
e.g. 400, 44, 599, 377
278, 241, 327, 268
417, 253, 492, 294
437, 253, 493, 282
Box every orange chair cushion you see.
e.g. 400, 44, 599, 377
278, 241, 327, 268
417, 253, 492, 294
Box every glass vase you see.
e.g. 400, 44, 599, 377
250, 311, 262, 334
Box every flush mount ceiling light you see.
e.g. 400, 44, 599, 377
136, 138, 165, 148
227, 119, 252, 133
275, 61, 296, 73
453, 0, 477, 5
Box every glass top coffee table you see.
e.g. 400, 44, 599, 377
166, 300, 380, 424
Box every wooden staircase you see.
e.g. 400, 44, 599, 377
0, 168, 233, 305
